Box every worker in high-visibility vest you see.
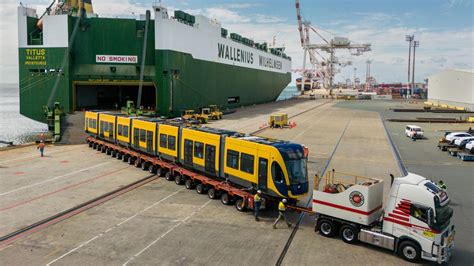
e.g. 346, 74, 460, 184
273, 198, 292, 229
37, 140, 45, 157
254, 190, 262, 221
438, 180, 447, 190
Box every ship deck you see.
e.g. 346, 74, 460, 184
0, 98, 472, 265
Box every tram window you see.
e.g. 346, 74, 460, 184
168, 136, 176, 150
240, 153, 254, 174
140, 129, 146, 142
123, 126, 129, 137
160, 134, 167, 148
194, 142, 204, 158
227, 150, 239, 169
271, 162, 285, 184
118, 125, 123, 136
104, 122, 109, 131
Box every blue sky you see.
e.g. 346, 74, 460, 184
1, 0, 472, 84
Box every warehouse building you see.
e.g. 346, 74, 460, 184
428, 69, 474, 110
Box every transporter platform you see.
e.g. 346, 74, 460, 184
0, 99, 471, 265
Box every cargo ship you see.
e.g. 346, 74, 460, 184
18, 1, 292, 122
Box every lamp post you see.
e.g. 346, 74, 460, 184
405, 35, 414, 97
411, 40, 419, 97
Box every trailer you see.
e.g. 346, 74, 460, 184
298, 170, 455, 263
457, 152, 474, 161
86, 137, 257, 211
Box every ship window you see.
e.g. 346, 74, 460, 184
226, 150, 239, 169
123, 126, 129, 137
194, 142, 204, 159
240, 153, 254, 174
168, 136, 176, 150
227, 96, 240, 104
140, 129, 146, 142
271, 162, 285, 184
118, 125, 123, 136
160, 134, 167, 148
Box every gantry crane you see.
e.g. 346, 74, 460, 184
295, 0, 371, 90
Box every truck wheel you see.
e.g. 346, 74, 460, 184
185, 179, 195, 189
235, 198, 246, 212
221, 193, 233, 205
207, 188, 220, 199
127, 156, 134, 165
398, 241, 421, 263
318, 219, 336, 237
165, 171, 173, 181
196, 183, 207, 194
141, 161, 147, 171
175, 175, 183, 185
339, 225, 359, 244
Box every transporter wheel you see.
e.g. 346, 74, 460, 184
111, 150, 116, 157
141, 161, 148, 171
317, 219, 336, 237
207, 188, 220, 199
398, 241, 421, 263
174, 175, 183, 185
88, 142, 93, 148
148, 164, 156, 174
127, 156, 134, 165
339, 224, 359, 244
93, 143, 98, 149
165, 171, 174, 181
116, 152, 122, 160
196, 183, 207, 194
235, 198, 246, 212
101, 147, 106, 153
185, 179, 195, 189
122, 154, 128, 162
221, 193, 233, 205
134, 159, 141, 168
156, 167, 163, 177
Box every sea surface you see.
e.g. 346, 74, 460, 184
0, 85, 298, 147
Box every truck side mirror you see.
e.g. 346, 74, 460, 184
427, 208, 434, 227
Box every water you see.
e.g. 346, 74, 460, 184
0, 84, 48, 147
277, 86, 300, 101
0, 84, 299, 147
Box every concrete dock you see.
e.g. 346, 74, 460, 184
0, 99, 472, 265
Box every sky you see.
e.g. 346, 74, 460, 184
0, 0, 473, 85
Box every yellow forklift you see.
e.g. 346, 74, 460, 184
182, 110, 208, 124
200, 105, 223, 120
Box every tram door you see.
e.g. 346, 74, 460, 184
258, 158, 268, 192
184, 139, 193, 165
133, 128, 139, 148
205, 144, 216, 174
146, 131, 153, 153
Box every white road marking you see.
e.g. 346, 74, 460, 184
0, 146, 82, 164
0, 161, 112, 196
46, 188, 185, 265
122, 200, 212, 265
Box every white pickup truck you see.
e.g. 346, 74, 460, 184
313, 172, 454, 263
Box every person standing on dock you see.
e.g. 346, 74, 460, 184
37, 140, 45, 157
273, 199, 292, 229
254, 190, 262, 221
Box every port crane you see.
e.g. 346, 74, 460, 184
295, 0, 371, 90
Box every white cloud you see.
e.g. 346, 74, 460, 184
0, 1, 472, 85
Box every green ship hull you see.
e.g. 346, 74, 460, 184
18, 7, 291, 123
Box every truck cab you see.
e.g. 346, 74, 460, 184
384, 173, 454, 263
313, 171, 454, 263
